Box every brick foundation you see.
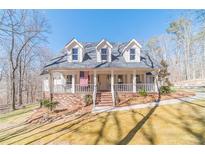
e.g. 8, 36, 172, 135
43, 92, 89, 111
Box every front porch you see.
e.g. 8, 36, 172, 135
43, 69, 158, 108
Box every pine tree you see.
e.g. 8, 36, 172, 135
158, 60, 172, 86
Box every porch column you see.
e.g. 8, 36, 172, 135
111, 70, 115, 106
93, 70, 97, 108
133, 70, 136, 93
49, 71, 54, 101
144, 73, 146, 83
72, 74, 75, 93
154, 75, 158, 92
94, 70, 97, 90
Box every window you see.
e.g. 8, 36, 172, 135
131, 74, 141, 83
117, 75, 123, 84
130, 48, 135, 60
72, 48, 78, 61
136, 75, 141, 83
66, 75, 72, 84
80, 71, 84, 78
101, 48, 108, 61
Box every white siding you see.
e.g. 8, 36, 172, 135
96, 42, 112, 62
123, 43, 141, 62
53, 72, 64, 85
66, 41, 84, 63
43, 79, 49, 91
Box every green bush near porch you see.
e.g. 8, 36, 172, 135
160, 86, 171, 94
83, 94, 93, 106
40, 99, 59, 111
139, 88, 148, 97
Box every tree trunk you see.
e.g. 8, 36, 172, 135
11, 70, 16, 110
18, 58, 23, 106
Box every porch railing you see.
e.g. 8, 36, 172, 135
53, 84, 94, 93
53, 83, 155, 93
114, 84, 133, 92
53, 84, 72, 93
75, 84, 94, 93
114, 83, 155, 92
136, 83, 155, 92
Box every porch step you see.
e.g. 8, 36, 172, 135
96, 92, 113, 107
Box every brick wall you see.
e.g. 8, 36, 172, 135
43, 92, 88, 111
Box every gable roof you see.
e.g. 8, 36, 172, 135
65, 38, 84, 49
122, 39, 142, 52
41, 41, 158, 74
96, 39, 113, 49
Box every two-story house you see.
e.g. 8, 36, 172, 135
41, 38, 158, 109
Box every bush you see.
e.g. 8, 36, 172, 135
139, 88, 148, 97
84, 94, 93, 106
40, 99, 59, 111
170, 86, 176, 93
160, 86, 171, 94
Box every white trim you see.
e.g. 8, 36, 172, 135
123, 39, 142, 52
96, 39, 113, 49
65, 38, 83, 49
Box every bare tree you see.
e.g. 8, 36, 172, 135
0, 10, 49, 110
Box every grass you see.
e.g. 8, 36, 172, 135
0, 103, 39, 129
0, 99, 205, 144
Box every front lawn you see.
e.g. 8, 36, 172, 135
0, 103, 39, 130
1, 99, 205, 144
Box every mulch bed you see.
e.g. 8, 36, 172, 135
117, 91, 195, 107
26, 105, 92, 124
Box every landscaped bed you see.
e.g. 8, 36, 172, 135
117, 91, 195, 107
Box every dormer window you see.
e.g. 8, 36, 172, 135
130, 48, 136, 61
72, 48, 78, 61
101, 48, 108, 61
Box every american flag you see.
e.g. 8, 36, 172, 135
80, 71, 88, 86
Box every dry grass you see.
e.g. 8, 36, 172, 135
118, 91, 195, 107
1, 99, 205, 145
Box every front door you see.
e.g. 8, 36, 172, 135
98, 74, 110, 91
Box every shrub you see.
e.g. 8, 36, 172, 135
40, 99, 59, 111
160, 86, 171, 94
84, 94, 93, 106
139, 88, 148, 97
170, 86, 176, 93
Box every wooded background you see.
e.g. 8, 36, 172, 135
0, 10, 205, 111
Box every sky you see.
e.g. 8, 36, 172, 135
45, 9, 185, 52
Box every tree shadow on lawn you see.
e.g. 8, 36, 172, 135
158, 99, 205, 144
9, 111, 108, 145
117, 105, 158, 145
44, 108, 155, 145
42, 105, 158, 145
42, 112, 112, 145
7, 112, 94, 145
0, 111, 92, 144
1, 104, 159, 145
